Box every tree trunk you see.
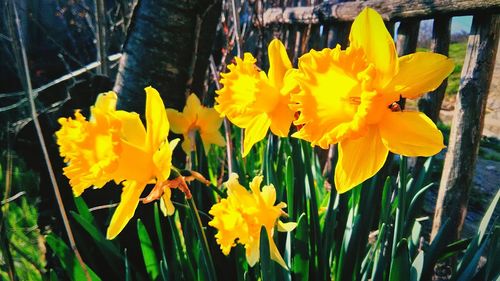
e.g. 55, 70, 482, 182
113, 0, 217, 112
431, 14, 499, 243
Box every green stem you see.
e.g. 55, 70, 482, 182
186, 197, 217, 281
391, 156, 407, 260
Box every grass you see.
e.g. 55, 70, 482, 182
447, 42, 467, 95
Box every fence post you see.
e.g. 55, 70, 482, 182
431, 14, 500, 244
418, 17, 452, 122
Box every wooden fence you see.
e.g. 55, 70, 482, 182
256, 0, 500, 241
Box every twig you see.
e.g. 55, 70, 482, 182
1, 191, 26, 206
94, 0, 108, 75
9, 1, 91, 280
0, 53, 121, 112
209, 55, 235, 175
230, 0, 242, 58
88, 198, 213, 220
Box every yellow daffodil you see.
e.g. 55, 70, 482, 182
208, 173, 296, 269
215, 39, 300, 157
166, 93, 225, 154
56, 87, 185, 239
291, 8, 454, 193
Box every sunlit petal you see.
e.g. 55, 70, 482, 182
267, 38, 292, 89
384, 52, 455, 99
243, 114, 271, 157
379, 111, 445, 156
106, 181, 145, 239
335, 126, 388, 193
349, 7, 398, 87
145, 86, 169, 152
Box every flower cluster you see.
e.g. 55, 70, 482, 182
216, 7, 454, 193
55, 6, 456, 271
208, 173, 296, 269
57, 87, 191, 239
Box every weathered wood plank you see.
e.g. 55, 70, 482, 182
396, 19, 419, 110
396, 19, 420, 56
418, 17, 452, 122
431, 14, 500, 243
263, 0, 500, 25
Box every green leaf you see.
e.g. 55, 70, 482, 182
153, 203, 172, 281
389, 239, 410, 281
483, 226, 500, 280
456, 240, 487, 281
74, 196, 94, 224
259, 226, 275, 281
186, 198, 217, 281
371, 223, 389, 281
124, 248, 131, 281
70, 211, 121, 261
420, 219, 452, 281
379, 177, 392, 227
438, 238, 471, 262
45, 233, 101, 281
285, 156, 294, 222
410, 249, 424, 281
405, 182, 434, 236
292, 213, 309, 280
454, 189, 500, 279
137, 219, 160, 280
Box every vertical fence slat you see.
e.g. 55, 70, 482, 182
418, 16, 452, 122
396, 19, 420, 57
327, 22, 351, 49
432, 14, 500, 243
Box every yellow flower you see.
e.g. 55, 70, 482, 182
166, 93, 225, 154
56, 87, 182, 239
208, 173, 296, 269
291, 8, 454, 193
215, 39, 300, 157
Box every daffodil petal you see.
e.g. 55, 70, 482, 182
268, 96, 294, 137
268, 39, 292, 89
379, 111, 444, 156
277, 221, 297, 232
153, 138, 177, 182
260, 184, 277, 206
160, 188, 175, 216
114, 111, 146, 147
198, 108, 224, 132
335, 126, 388, 193
269, 237, 288, 269
184, 94, 202, 124
166, 109, 188, 134
384, 52, 454, 99
145, 86, 169, 151
94, 91, 118, 113
106, 181, 145, 239
349, 7, 398, 87
242, 114, 271, 157
200, 131, 225, 154
246, 240, 260, 267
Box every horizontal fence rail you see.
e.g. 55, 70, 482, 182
263, 0, 500, 25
